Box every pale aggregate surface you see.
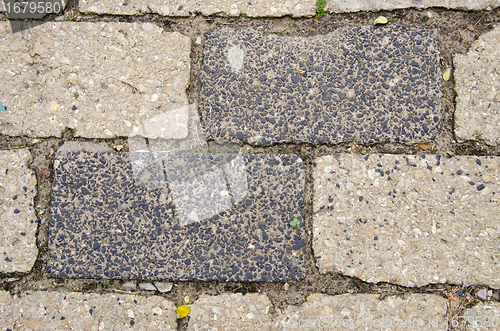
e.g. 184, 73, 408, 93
273, 293, 448, 330
325, 0, 500, 12
0, 149, 37, 273
314, 154, 500, 287
455, 25, 500, 145
0, 290, 177, 330
187, 292, 273, 330
463, 302, 500, 330
79, 0, 316, 17
0, 21, 190, 138
77, 0, 499, 16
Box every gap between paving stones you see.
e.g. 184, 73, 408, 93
0, 6, 500, 331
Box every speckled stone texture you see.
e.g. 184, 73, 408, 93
200, 26, 442, 145
273, 293, 448, 330
455, 25, 500, 145
77, 0, 499, 16
314, 154, 500, 287
188, 293, 273, 330
464, 302, 500, 330
0, 149, 38, 273
79, 0, 316, 17
48, 150, 306, 281
0, 21, 190, 138
325, 0, 500, 12
0, 290, 177, 330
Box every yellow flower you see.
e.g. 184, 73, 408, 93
176, 305, 190, 319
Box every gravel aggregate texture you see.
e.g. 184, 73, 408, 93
0, 149, 38, 273
314, 154, 500, 287
200, 26, 442, 145
187, 293, 273, 330
79, 0, 316, 17
48, 149, 306, 281
76, 0, 500, 17
454, 25, 500, 145
0, 21, 190, 138
463, 301, 500, 330
325, 0, 500, 12
0, 290, 177, 330
273, 293, 449, 330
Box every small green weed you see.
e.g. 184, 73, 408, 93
316, 0, 326, 18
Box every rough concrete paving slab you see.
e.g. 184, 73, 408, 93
273, 293, 448, 330
187, 293, 273, 330
48, 150, 306, 281
0, 149, 38, 273
463, 302, 500, 330
77, 0, 499, 16
0, 290, 177, 330
79, 0, 316, 17
455, 25, 500, 145
314, 154, 500, 287
200, 26, 442, 145
325, 0, 500, 12
0, 21, 190, 138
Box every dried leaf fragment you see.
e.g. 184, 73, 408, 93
374, 16, 388, 25
416, 143, 433, 151
176, 305, 190, 319
443, 68, 451, 81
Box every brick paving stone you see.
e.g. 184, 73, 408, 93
187, 293, 273, 330
79, 0, 316, 17
0, 21, 190, 138
0, 149, 38, 273
273, 293, 448, 330
325, 0, 499, 12
200, 26, 442, 145
0, 290, 177, 330
76, 0, 499, 16
463, 302, 500, 330
48, 147, 306, 281
454, 25, 500, 145
314, 154, 500, 287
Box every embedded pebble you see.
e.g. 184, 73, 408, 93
273, 293, 448, 330
139, 283, 157, 291
477, 288, 488, 301
314, 154, 500, 287
0, 149, 38, 273
121, 281, 137, 291
454, 25, 500, 145
154, 282, 173, 293
48, 151, 306, 282
0, 291, 177, 330
201, 26, 442, 145
0, 21, 190, 138
187, 293, 273, 330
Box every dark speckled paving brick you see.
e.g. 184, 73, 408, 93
48, 151, 306, 282
200, 26, 442, 145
